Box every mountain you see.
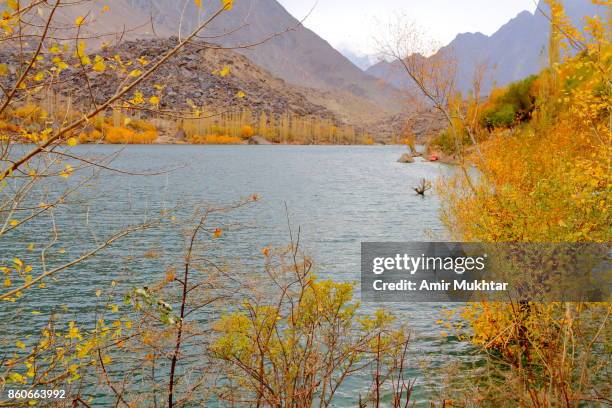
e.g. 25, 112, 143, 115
116, 0, 403, 116
366, 0, 605, 95
337, 48, 377, 71
0, 38, 337, 117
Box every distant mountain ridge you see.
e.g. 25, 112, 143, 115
338, 48, 377, 71
366, 0, 605, 95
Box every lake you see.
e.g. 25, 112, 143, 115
1, 145, 473, 405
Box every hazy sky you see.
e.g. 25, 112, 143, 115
278, 0, 538, 56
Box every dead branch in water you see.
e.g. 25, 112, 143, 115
413, 178, 432, 195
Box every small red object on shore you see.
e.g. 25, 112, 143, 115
428, 154, 439, 162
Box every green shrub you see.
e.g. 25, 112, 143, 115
481, 75, 537, 129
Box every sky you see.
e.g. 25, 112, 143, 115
278, 0, 538, 58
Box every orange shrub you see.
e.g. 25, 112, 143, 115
188, 134, 243, 144
104, 126, 136, 143
102, 125, 157, 144
0, 120, 21, 133
240, 125, 255, 138
78, 129, 103, 143
11, 103, 48, 124
130, 130, 157, 144
129, 119, 157, 133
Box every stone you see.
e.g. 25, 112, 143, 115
249, 135, 272, 145
397, 153, 414, 163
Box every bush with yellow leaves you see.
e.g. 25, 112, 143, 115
76, 116, 158, 144
211, 245, 413, 406
435, 2, 611, 405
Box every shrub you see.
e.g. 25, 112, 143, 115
239, 124, 254, 138
128, 119, 157, 133
11, 103, 48, 124
211, 246, 412, 407
78, 129, 103, 143
0, 120, 21, 133
481, 75, 538, 129
102, 125, 157, 144
430, 127, 472, 155
188, 134, 243, 144
482, 103, 517, 128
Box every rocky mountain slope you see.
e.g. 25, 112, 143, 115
367, 0, 605, 95
120, 0, 403, 114
45, 0, 403, 118
1, 38, 341, 120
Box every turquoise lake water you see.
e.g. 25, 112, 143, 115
1, 145, 475, 405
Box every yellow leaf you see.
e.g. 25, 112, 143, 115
213, 228, 222, 238
75, 16, 85, 26
195, 0, 202, 7
128, 69, 142, 78
15, 340, 26, 349
92, 55, 106, 72
0, 63, 8, 76
33, 71, 45, 81
52, 57, 68, 72
102, 5, 110, 12
95, 289, 102, 297
67, 137, 78, 147
221, 0, 233, 11
13, 258, 23, 268
219, 66, 230, 77
66, 323, 81, 340
9, 219, 18, 226
92, 61, 106, 72
3, 278, 11, 287
8, 372, 24, 384
149, 95, 160, 105
236, 90, 246, 98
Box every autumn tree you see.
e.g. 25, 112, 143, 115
434, 1, 610, 405
0, 0, 274, 406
